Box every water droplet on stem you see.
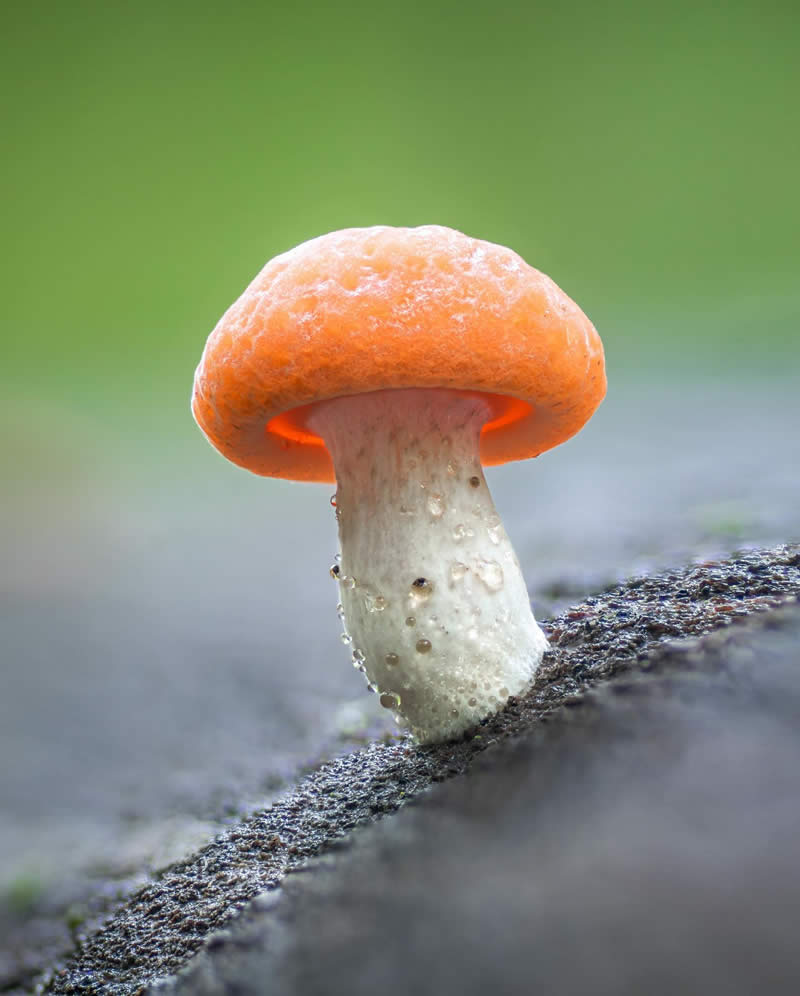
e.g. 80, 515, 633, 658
427, 494, 444, 518
474, 559, 504, 592
409, 577, 433, 602
449, 562, 467, 585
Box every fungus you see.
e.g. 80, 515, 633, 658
192, 225, 605, 743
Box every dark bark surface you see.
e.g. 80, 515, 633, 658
35, 545, 799, 994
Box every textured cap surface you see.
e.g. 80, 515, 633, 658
192, 225, 606, 482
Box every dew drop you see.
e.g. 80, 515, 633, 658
399, 504, 415, 517
405, 616, 416, 627
452, 523, 467, 542
449, 562, 468, 586
336, 602, 345, 619
380, 692, 401, 710
446, 460, 459, 477
416, 639, 432, 654
340, 633, 352, 645
384, 652, 400, 667
469, 475, 481, 488
334, 552, 342, 563
427, 494, 444, 518
474, 559, 504, 593
451, 708, 459, 717
329, 564, 340, 579
330, 493, 338, 507
468, 697, 477, 707
340, 575, 356, 589
409, 577, 433, 602
352, 648, 365, 663
487, 523, 502, 545
499, 687, 510, 698
366, 682, 377, 693
364, 590, 388, 612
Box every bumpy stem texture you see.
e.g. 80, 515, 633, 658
310, 388, 548, 743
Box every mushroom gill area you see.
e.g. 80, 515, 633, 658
309, 387, 548, 743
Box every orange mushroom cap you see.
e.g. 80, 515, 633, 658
192, 225, 606, 483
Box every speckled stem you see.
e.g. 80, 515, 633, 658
310, 388, 548, 743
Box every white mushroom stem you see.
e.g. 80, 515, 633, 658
309, 388, 548, 743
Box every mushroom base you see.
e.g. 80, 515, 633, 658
310, 388, 548, 743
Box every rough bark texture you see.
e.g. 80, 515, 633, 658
33, 545, 800, 995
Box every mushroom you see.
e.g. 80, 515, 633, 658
192, 225, 605, 743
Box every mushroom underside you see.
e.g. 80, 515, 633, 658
309, 387, 548, 743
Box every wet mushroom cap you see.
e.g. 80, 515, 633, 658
192, 225, 606, 482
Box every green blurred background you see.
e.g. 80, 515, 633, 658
3, 0, 798, 440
